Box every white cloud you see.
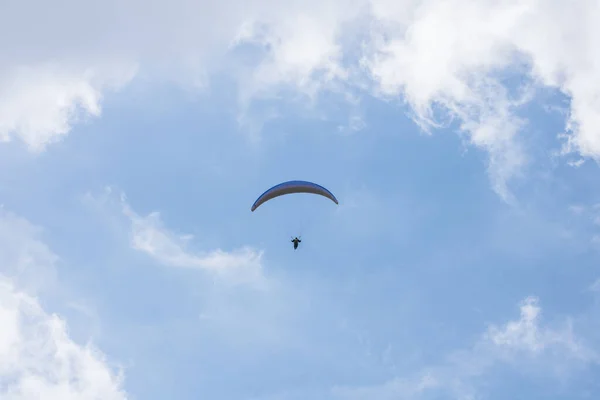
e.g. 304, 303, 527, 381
333, 296, 599, 399
359, 0, 532, 200
3, 0, 600, 198
0, 63, 136, 152
0, 278, 127, 400
567, 159, 586, 168
485, 297, 595, 363
0, 208, 127, 400
117, 191, 266, 286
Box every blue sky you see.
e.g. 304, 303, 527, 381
1, 1, 600, 399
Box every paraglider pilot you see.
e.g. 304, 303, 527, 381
291, 237, 301, 250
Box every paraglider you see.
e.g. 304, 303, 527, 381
291, 236, 301, 250
251, 180, 338, 250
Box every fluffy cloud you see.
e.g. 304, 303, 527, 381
486, 297, 586, 356
333, 296, 599, 399
0, 279, 127, 400
0, 63, 136, 152
0, 209, 127, 400
2, 0, 600, 198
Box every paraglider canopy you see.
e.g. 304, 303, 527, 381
251, 180, 338, 212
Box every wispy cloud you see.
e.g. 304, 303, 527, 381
485, 297, 596, 365
564, 203, 600, 249
333, 296, 599, 399
0, 206, 59, 295
88, 188, 267, 287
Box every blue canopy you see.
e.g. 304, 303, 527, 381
251, 180, 338, 212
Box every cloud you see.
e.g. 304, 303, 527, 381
0, 208, 127, 400
0, 206, 59, 295
357, 0, 600, 199
361, 0, 532, 200
590, 279, 600, 293
332, 296, 599, 399
0, 278, 127, 400
485, 297, 595, 364
564, 203, 600, 248
3, 0, 600, 199
0, 63, 136, 152
115, 190, 266, 286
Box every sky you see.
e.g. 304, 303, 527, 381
1, 0, 600, 399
